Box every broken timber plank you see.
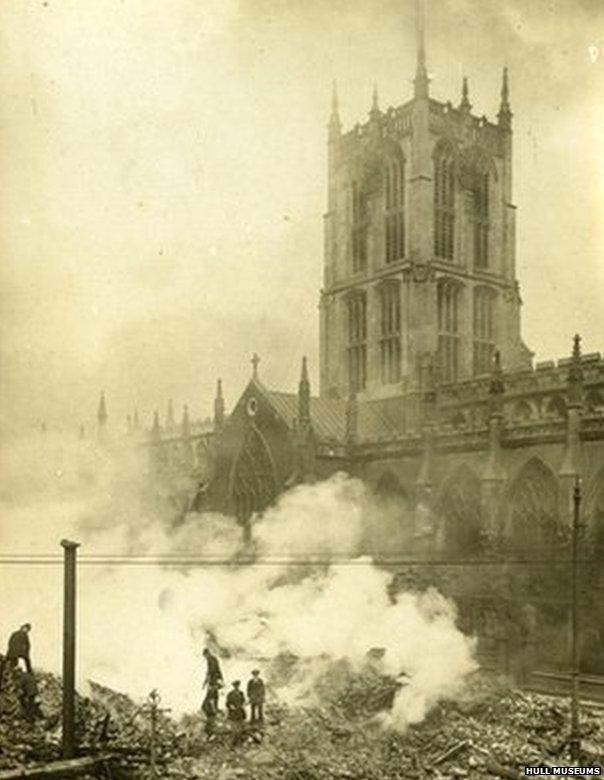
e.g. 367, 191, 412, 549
0, 755, 114, 779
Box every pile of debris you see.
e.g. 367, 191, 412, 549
1, 660, 603, 779
0, 665, 184, 776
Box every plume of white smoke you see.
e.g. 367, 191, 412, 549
0, 432, 476, 728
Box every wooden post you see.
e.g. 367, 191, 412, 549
61, 540, 80, 760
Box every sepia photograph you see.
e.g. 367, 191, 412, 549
1, 0, 604, 777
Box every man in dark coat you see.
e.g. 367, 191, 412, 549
246, 669, 265, 724
226, 681, 246, 746
18, 671, 42, 723
202, 648, 223, 713
3, 624, 32, 680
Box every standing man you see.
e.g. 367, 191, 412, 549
226, 681, 246, 746
202, 648, 223, 713
0, 624, 32, 694
246, 669, 265, 725
7, 624, 32, 672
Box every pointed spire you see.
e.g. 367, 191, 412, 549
460, 76, 471, 111
214, 379, 225, 432
488, 350, 505, 416
97, 391, 107, 426
413, 0, 430, 99
567, 333, 584, 406
181, 404, 191, 439
497, 66, 512, 130
151, 410, 161, 442
345, 388, 358, 444
328, 79, 342, 139
370, 83, 380, 115
133, 408, 140, 429
298, 357, 311, 423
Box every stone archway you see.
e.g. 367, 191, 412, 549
230, 426, 277, 529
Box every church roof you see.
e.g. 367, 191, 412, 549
263, 389, 347, 441
258, 384, 403, 443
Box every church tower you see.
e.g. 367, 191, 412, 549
319, 9, 531, 402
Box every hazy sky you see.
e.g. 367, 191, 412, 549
1, 0, 603, 435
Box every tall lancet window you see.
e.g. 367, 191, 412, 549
379, 282, 401, 384
473, 287, 496, 375
351, 180, 368, 273
473, 171, 489, 268
437, 280, 461, 381
434, 149, 455, 261
347, 293, 367, 392
384, 157, 405, 264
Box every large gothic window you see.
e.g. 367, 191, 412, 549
508, 459, 560, 556
473, 286, 496, 375
379, 283, 401, 384
437, 280, 460, 381
439, 465, 483, 557
347, 293, 367, 392
434, 149, 455, 261
384, 157, 405, 263
352, 180, 368, 273
232, 427, 277, 526
472, 171, 489, 268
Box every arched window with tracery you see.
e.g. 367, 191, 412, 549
437, 280, 460, 381
351, 180, 368, 273
379, 282, 401, 384
439, 465, 483, 557
347, 292, 367, 392
434, 147, 455, 261
231, 427, 277, 527
473, 286, 496, 375
384, 157, 405, 263
472, 170, 489, 268
508, 458, 560, 556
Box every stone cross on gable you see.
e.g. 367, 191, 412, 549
251, 353, 260, 379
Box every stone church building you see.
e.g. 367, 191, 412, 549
144, 28, 604, 672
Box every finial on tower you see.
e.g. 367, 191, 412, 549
460, 76, 471, 111
497, 66, 512, 129
298, 356, 311, 423
413, 0, 430, 99
329, 80, 341, 138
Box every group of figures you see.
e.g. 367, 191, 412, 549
201, 648, 266, 745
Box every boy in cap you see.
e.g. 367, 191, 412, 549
226, 680, 246, 746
